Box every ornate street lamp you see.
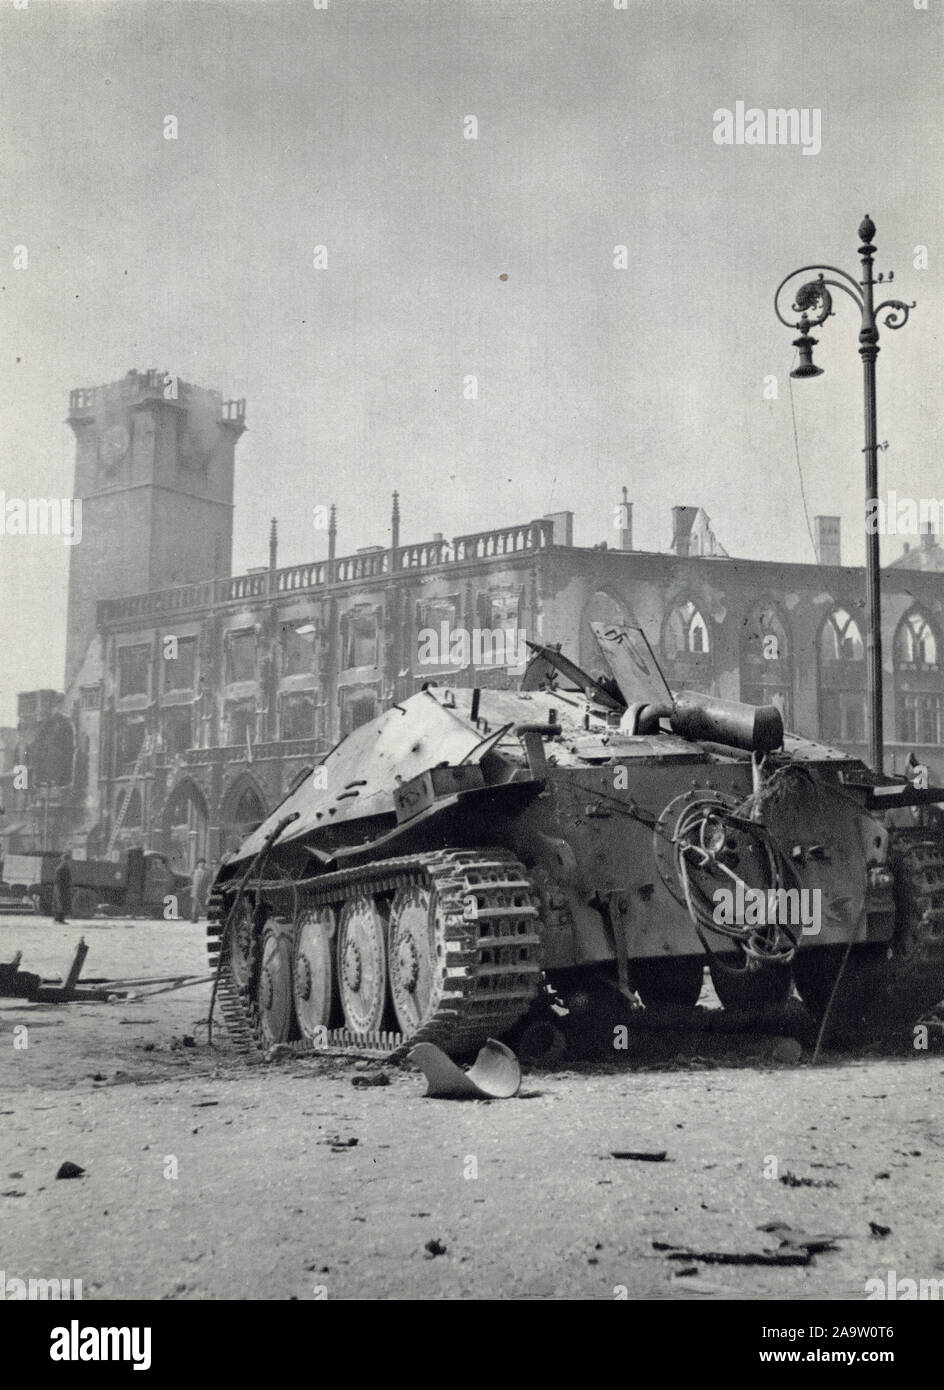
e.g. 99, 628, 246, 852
774, 215, 916, 773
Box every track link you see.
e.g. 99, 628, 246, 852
885, 832, 944, 1012
207, 848, 544, 1060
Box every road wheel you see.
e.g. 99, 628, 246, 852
388, 881, 445, 1034
337, 893, 388, 1033
255, 920, 297, 1048
293, 906, 336, 1039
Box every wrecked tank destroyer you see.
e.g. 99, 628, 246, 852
207, 623, 944, 1056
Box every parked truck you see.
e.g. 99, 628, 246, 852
5, 848, 192, 920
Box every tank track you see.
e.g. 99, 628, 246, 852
207, 848, 544, 1060
884, 833, 944, 1013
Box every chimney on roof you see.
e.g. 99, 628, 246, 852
671, 506, 698, 557
328, 504, 337, 563
542, 511, 573, 546
921, 520, 936, 550
814, 515, 841, 566
616, 487, 632, 551
268, 517, 278, 571
391, 491, 401, 550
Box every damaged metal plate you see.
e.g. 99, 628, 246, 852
408, 1038, 521, 1099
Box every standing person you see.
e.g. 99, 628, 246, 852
52, 851, 73, 924
190, 857, 211, 923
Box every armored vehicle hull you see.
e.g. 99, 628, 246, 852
208, 628, 944, 1057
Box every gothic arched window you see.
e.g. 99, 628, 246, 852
895, 609, 943, 746
740, 603, 792, 723
818, 607, 865, 743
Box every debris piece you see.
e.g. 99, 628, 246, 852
609, 1150, 668, 1162
869, 1221, 891, 1238
325, 1136, 359, 1151
779, 1170, 838, 1189
756, 1222, 842, 1255
666, 1248, 812, 1267
264, 1044, 295, 1064
352, 1072, 391, 1088
2, 1190, 26, 1198
655, 1221, 843, 1268
424, 1238, 447, 1258
408, 1038, 520, 1099
0, 953, 40, 1000
674, 1266, 699, 1277
56, 1161, 85, 1180
874, 1172, 891, 1180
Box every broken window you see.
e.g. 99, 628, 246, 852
225, 699, 257, 747
280, 691, 317, 740
163, 636, 197, 692
116, 715, 147, 773
895, 609, 943, 745
280, 623, 316, 676
118, 644, 150, 698
739, 603, 793, 724
163, 707, 193, 756
226, 630, 257, 684
818, 608, 865, 744
343, 608, 380, 669
663, 602, 711, 659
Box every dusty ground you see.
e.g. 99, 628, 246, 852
1, 913, 943, 1302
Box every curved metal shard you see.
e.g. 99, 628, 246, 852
408, 1038, 521, 1099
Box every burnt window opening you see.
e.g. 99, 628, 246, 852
116, 715, 147, 773
225, 699, 256, 747
819, 607, 866, 744
343, 608, 379, 669
118, 644, 150, 698
163, 707, 193, 757
739, 603, 793, 725
280, 692, 317, 741
163, 636, 197, 693
226, 630, 257, 684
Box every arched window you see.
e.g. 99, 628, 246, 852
896, 610, 939, 671
664, 601, 711, 658
740, 603, 792, 723
895, 609, 943, 746
818, 607, 866, 743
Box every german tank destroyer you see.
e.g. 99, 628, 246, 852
207, 623, 944, 1056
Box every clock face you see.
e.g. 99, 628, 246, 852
101, 424, 130, 472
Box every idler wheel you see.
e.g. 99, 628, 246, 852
388, 883, 442, 1034
256, 920, 296, 1048
337, 893, 387, 1033
293, 906, 336, 1039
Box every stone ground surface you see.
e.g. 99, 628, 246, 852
1, 913, 942, 1301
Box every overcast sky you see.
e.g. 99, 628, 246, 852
0, 0, 940, 722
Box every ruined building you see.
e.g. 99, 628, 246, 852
4, 370, 944, 867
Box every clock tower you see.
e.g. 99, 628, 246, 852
65, 369, 246, 686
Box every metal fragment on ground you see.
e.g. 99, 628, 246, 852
407, 1038, 521, 1099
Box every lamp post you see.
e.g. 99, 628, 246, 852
774, 215, 916, 774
